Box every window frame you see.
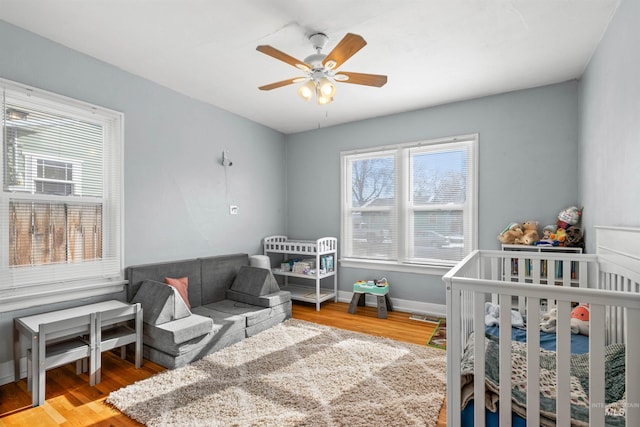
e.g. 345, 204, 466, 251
0, 78, 125, 312
22, 152, 83, 196
340, 134, 478, 275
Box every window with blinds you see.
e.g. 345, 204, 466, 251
341, 135, 477, 268
1, 79, 123, 291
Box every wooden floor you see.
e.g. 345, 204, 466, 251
0, 301, 446, 426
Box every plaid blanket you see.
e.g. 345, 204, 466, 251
460, 332, 627, 426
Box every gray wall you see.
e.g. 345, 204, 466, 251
285, 82, 580, 305
0, 20, 286, 378
579, 0, 640, 251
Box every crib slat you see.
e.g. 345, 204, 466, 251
547, 261, 556, 308
532, 258, 541, 284
447, 284, 462, 427
473, 293, 486, 427
499, 294, 512, 427
589, 304, 605, 426
626, 307, 640, 426
556, 301, 571, 426
517, 257, 526, 282
579, 260, 588, 288
491, 256, 499, 281
526, 297, 541, 427
562, 259, 572, 286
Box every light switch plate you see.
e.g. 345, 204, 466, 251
229, 205, 238, 215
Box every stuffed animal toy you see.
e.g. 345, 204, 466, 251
557, 206, 582, 229
535, 224, 559, 246
550, 227, 567, 245
565, 226, 585, 249
540, 308, 558, 333
497, 222, 524, 244
514, 221, 539, 245
570, 303, 590, 335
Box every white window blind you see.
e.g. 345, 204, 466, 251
1, 79, 123, 292
341, 135, 477, 269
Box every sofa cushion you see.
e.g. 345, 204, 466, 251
199, 254, 249, 305
191, 304, 245, 335
143, 313, 214, 348
165, 276, 191, 309
143, 327, 214, 357
132, 279, 191, 325
126, 259, 203, 307
206, 299, 276, 327
246, 308, 291, 337
226, 289, 291, 308
229, 265, 280, 297
144, 328, 245, 369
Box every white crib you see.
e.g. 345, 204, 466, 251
443, 226, 640, 426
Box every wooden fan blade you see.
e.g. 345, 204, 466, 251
322, 33, 367, 69
256, 45, 310, 71
258, 78, 303, 91
335, 72, 388, 87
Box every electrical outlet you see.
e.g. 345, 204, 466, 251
229, 205, 238, 215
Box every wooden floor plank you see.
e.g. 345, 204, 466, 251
1, 301, 446, 426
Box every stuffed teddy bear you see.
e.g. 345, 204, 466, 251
514, 221, 539, 245
540, 308, 558, 333
565, 226, 585, 249
570, 303, 589, 335
497, 222, 524, 244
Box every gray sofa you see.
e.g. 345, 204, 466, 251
125, 253, 292, 369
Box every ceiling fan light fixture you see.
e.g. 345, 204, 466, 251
298, 80, 316, 101
316, 85, 333, 105
318, 77, 336, 97
317, 94, 333, 105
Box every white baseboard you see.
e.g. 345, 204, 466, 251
0, 359, 22, 387
337, 291, 446, 318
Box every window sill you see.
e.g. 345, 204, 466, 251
0, 279, 127, 313
339, 258, 455, 276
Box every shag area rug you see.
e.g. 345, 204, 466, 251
107, 319, 447, 427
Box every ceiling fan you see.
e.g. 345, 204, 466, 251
257, 32, 387, 105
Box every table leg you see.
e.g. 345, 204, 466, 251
13, 321, 21, 382
33, 334, 42, 406
135, 307, 143, 369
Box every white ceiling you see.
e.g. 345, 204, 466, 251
0, 0, 620, 134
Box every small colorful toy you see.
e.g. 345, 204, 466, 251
535, 225, 559, 246
570, 303, 590, 335
557, 206, 582, 229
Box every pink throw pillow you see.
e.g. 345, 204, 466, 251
165, 276, 190, 309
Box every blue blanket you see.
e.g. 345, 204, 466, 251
485, 325, 590, 354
